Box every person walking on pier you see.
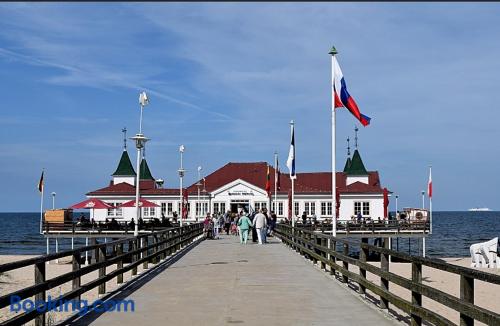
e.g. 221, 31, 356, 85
223, 210, 231, 235
237, 211, 252, 244
253, 209, 267, 245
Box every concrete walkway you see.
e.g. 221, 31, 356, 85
80, 235, 397, 325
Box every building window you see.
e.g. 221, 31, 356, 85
255, 202, 267, 212
107, 203, 122, 217
294, 202, 299, 216
213, 202, 226, 214
161, 203, 166, 216
362, 202, 370, 216
304, 202, 316, 216
196, 203, 201, 216
196, 202, 208, 216
354, 202, 370, 216
321, 202, 332, 216
354, 202, 362, 215
143, 207, 155, 218
167, 202, 173, 216
277, 202, 283, 216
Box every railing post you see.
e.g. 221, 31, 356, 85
72, 252, 81, 301
342, 243, 349, 283
91, 238, 97, 264
359, 238, 368, 296
143, 236, 149, 269
98, 246, 106, 295
460, 275, 474, 326
321, 237, 327, 271
167, 230, 173, 256
330, 239, 337, 276
117, 243, 124, 284
411, 261, 422, 326
34, 261, 46, 326
312, 234, 318, 265
131, 239, 138, 276
176, 229, 181, 251
159, 233, 166, 260
153, 234, 159, 264
380, 238, 390, 310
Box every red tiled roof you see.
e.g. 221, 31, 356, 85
87, 182, 179, 196
186, 162, 384, 195
87, 162, 385, 197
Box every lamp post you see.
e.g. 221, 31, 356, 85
178, 145, 185, 227
51, 192, 56, 210
131, 134, 149, 236
421, 190, 425, 209
197, 166, 202, 218
131, 91, 150, 236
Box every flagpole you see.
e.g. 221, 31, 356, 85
290, 120, 295, 228
429, 165, 433, 234
39, 169, 44, 234
330, 46, 337, 237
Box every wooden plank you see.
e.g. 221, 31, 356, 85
411, 262, 422, 326
34, 262, 45, 326
460, 275, 474, 326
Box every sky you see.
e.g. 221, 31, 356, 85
1, 3, 499, 212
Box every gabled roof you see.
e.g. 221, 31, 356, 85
139, 159, 154, 180
112, 150, 136, 176
345, 150, 368, 175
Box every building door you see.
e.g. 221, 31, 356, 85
230, 200, 249, 214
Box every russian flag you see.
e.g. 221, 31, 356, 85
332, 56, 371, 126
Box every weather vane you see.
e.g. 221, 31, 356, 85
122, 127, 127, 150
347, 137, 351, 156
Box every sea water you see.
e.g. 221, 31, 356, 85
0, 212, 498, 257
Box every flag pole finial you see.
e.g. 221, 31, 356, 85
122, 127, 127, 150
329, 46, 338, 56
354, 126, 359, 149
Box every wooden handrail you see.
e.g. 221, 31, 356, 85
0, 223, 204, 326
274, 224, 500, 326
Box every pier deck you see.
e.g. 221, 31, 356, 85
74, 235, 396, 325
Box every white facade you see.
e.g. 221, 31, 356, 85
89, 179, 384, 222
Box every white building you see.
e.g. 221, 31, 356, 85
86, 146, 389, 222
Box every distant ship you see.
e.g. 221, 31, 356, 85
468, 207, 491, 212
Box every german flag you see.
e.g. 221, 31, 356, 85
37, 171, 44, 194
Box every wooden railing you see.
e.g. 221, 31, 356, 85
275, 224, 500, 326
294, 220, 429, 234
0, 223, 203, 326
42, 221, 181, 234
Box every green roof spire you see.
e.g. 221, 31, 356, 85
139, 158, 154, 180
345, 149, 368, 175
112, 150, 136, 176
343, 157, 352, 172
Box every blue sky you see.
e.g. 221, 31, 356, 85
1, 3, 499, 212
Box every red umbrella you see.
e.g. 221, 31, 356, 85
71, 198, 113, 209
383, 187, 389, 218
118, 199, 160, 208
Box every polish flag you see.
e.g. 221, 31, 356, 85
427, 167, 432, 198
